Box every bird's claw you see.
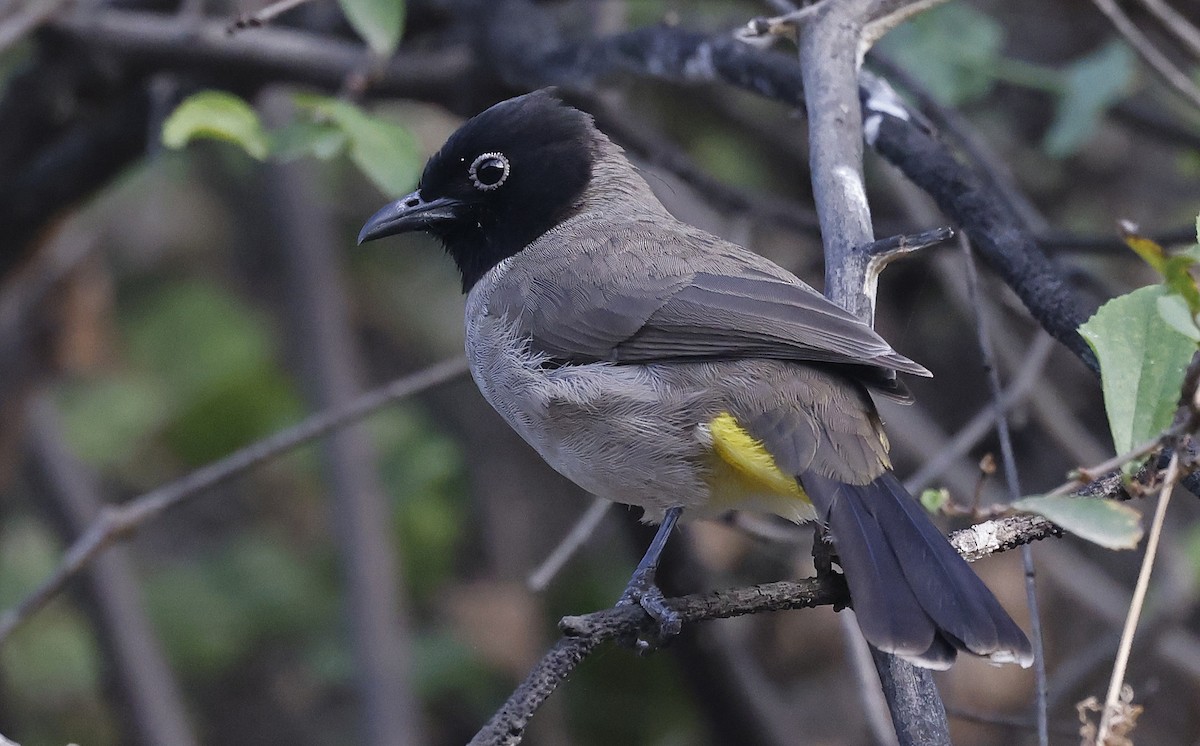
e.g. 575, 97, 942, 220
617, 567, 681, 650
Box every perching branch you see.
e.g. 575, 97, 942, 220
473, 510, 1064, 746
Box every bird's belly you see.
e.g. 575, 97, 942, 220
471, 353, 708, 514
464, 316, 816, 523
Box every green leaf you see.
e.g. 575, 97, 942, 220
919, 487, 950, 515
295, 96, 421, 196
124, 281, 302, 465
1079, 285, 1196, 454
1123, 220, 1200, 312
1157, 293, 1200, 341
1014, 495, 1143, 550
1161, 255, 1200, 312
1178, 243, 1200, 263
337, 0, 405, 56
56, 374, 171, 468
1043, 40, 1135, 157
876, 4, 1005, 105
1120, 222, 1168, 273
270, 120, 348, 162
162, 91, 270, 160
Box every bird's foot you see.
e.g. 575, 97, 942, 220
616, 566, 681, 651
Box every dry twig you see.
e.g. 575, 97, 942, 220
1089, 0, 1200, 111
0, 357, 469, 645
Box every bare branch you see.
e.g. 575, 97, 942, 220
797, 1, 950, 742
0, 357, 469, 645
1097, 451, 1181, 743
467, 636, 604, 746
798, 0, 876, 319
861, 69, 1101, 373
527, 498, 612, 592
1088, 0, 1200, 111
227, 0, 318, 33
961, 235, 1048, 746
45, 8, 468, 101
472, 505, 1065, 746
1132, 0, 1200, 59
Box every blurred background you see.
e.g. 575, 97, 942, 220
1, 0, 1200, 744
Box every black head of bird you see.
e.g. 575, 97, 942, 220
358, 91, 597, 291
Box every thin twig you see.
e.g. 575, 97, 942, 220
905, 333, 1055, 494
1041, 542, 1200, 710
527, 498, 613, 592
739, 1, 830, 43
1045, 425, 1183, 497
1131, 0, 1200, 59
46, 8, 469, 101
840, 611, 901, 746
960, 235, 1048, 746
1095, 450, 1181, 743
227, 0, 317, 33
0, 357, 469, 645
1088, 0, 1200, 111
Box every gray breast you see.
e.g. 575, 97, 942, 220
463, 257, 713, 514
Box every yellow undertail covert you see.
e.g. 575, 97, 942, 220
708, 412, 806, 500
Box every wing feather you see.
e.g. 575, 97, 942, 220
494, 220, 930, 379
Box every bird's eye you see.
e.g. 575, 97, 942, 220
469, 152, 510, 191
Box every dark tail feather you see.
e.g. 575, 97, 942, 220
800, 471, 1033, 670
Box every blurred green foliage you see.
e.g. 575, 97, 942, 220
338, 0, 405, 57
880, 3, 1006, 106
0, 519, 117, 745
2, 266, 480, 742
879, 3, 1135, 157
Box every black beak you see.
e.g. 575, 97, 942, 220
357, 190, 462, 244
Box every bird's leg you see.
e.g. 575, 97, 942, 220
811, 524, 835, 578
617, 506, 683, 645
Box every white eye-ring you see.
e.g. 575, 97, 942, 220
469, 152, 510, 191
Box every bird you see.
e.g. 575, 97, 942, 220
358, 90, 1033, 669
